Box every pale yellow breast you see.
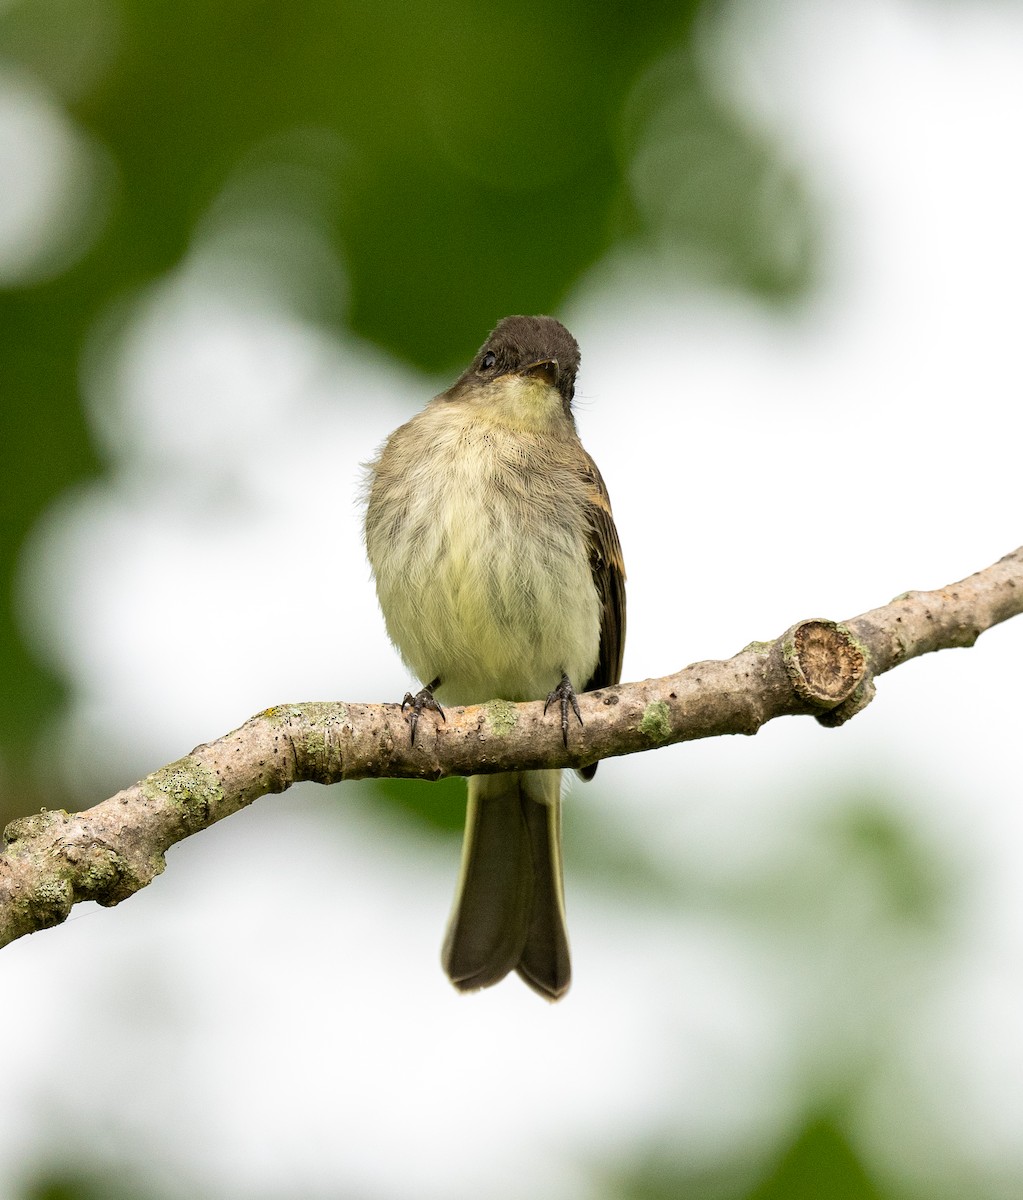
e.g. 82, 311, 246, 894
366, 402, 601, 705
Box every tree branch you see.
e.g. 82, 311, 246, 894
2, 547, 1020, 950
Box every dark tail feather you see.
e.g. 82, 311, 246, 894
441, 770, 570, 1001
516, 773, 571, 1000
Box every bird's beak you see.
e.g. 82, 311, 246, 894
523, 359, 559, 387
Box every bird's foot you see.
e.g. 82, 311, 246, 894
401, 678, 445, 746
544, 672, 583, 748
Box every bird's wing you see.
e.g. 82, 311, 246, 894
582, 454, 626, 695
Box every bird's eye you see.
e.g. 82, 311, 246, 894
480, 351, 497, 371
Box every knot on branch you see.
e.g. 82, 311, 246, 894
781, 619, 874, 727
2, 809, 164, 938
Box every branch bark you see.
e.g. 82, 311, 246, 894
2, 547, 1021, 950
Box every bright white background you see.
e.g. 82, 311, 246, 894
6, 0, 1023, 1196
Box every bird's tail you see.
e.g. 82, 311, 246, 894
441, 769, 570, 1001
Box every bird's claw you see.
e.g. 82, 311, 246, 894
544, 672, 583, 748
401, 679, 445, 746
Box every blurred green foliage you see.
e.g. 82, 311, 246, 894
746, 1118, 890, 1200
611, 1113, 897, 1200
22, 1169, 164, 1200
0, 0, 816, 788
370, 773, 466, 833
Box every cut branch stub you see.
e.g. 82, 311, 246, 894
781, 619, 869, 716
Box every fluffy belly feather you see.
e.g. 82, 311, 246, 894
369, 419, 601, 705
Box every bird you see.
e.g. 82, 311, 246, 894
364, 314, 625, 1000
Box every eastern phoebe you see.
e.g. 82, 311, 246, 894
364, 315, 626, 1000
